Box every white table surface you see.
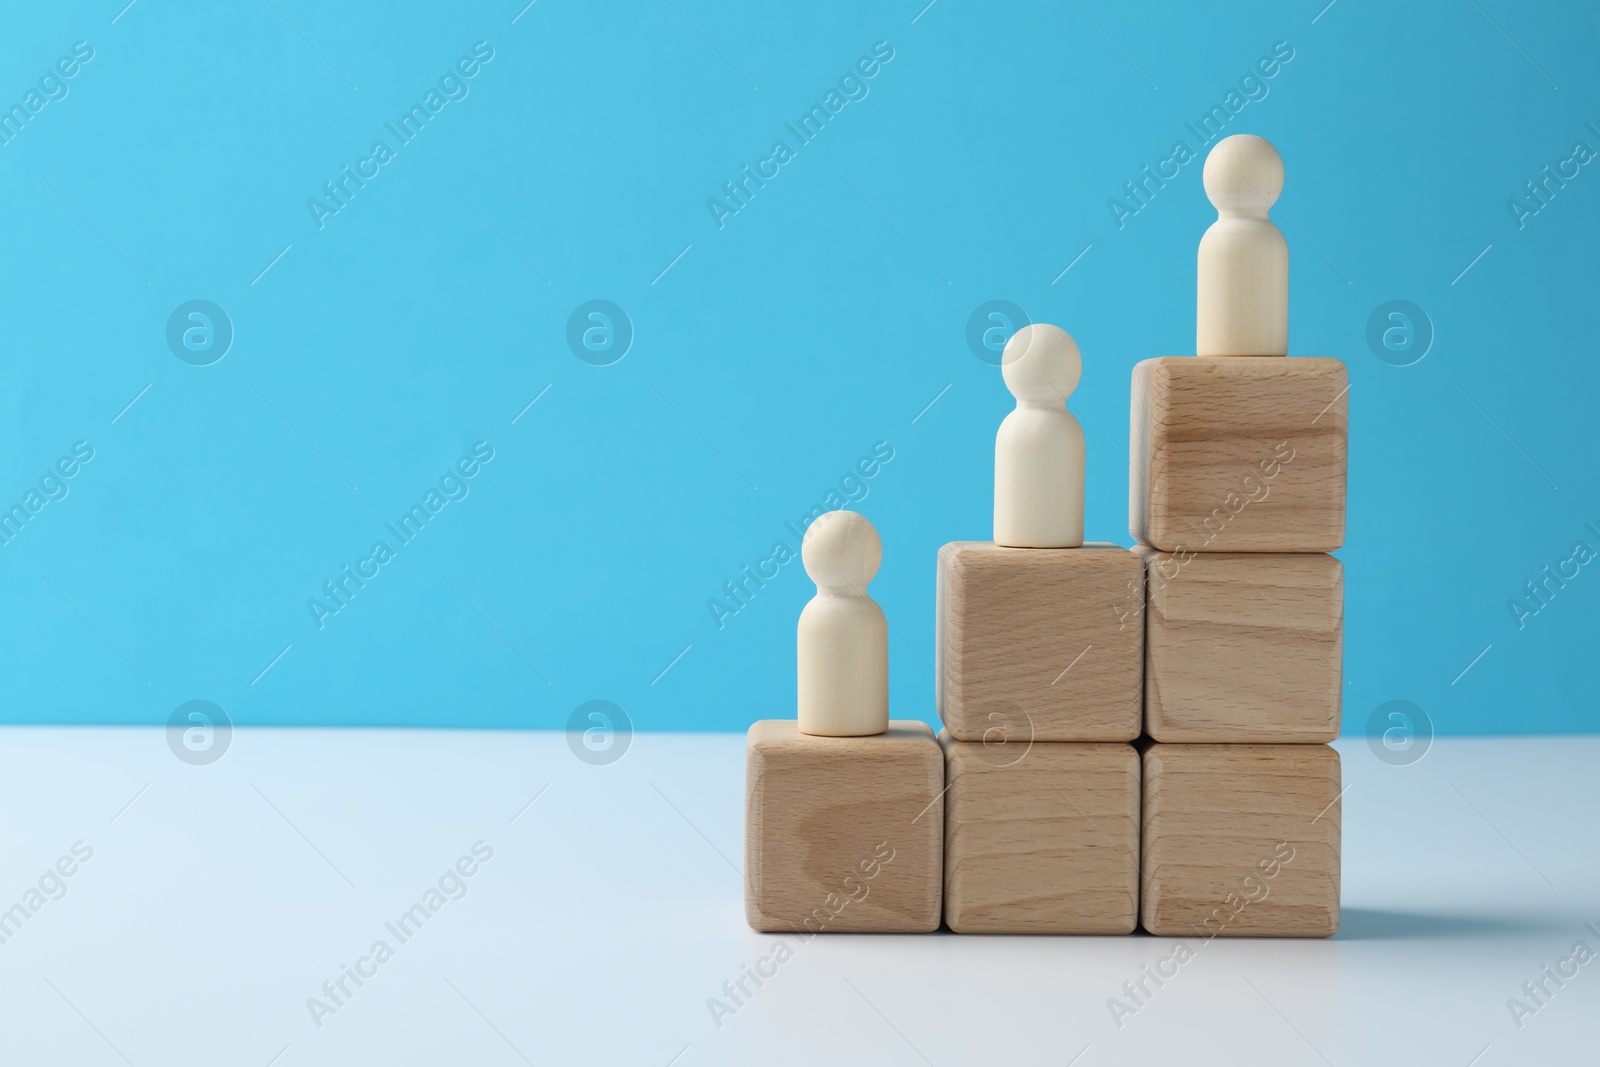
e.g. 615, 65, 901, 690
0, 727, 1593, 1066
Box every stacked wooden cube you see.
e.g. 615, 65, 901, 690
744, 133, 1345, 938
744, 366, 1349, 937
744, 718, 945, 933
934, 542, 1144, 932
1130, 355, 1347, 936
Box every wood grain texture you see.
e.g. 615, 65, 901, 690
1141, 743, 1340, 937
1130, 356, 1347, 552
745, 720, 943, 933
942, 735, 1139, 934
1137, 548, 1342, 742
936, 542, 1143, 743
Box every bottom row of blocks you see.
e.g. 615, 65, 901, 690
745, 720, 1341, 937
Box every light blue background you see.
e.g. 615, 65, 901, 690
0, 0, 1594, 735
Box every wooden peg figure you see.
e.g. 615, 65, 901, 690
994, 324, 1085, 548
797, 510, 888, 736
1197, 133, 1288, 357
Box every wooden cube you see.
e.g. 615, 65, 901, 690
1130, 356, 1348, 552
744, 720, 943, 933
1141, 743, 1340, 937
936, 542, 1143, 743
941, 735, 1138, 933
1138, 548, 1342, 742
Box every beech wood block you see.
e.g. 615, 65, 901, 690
941, 735, 1139, 934
1141, 743, 1340, 937
1137, 548, 1342, 742
744, 720, 943, 933
936, 542, 1143, 743
1130, 356, 1347, 552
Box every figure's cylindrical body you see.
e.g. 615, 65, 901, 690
994, 407, 1085, 548
1197, 217, 1288, 356
797, 594, 888, 736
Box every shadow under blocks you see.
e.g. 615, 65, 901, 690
743, 133, 1347, 938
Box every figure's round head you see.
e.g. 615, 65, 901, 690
1203, 134, 1283, 215
1001, 323, 1081, 403
801, 510, 882, 591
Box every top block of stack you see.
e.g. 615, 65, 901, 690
1130, 135, 1347, 554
